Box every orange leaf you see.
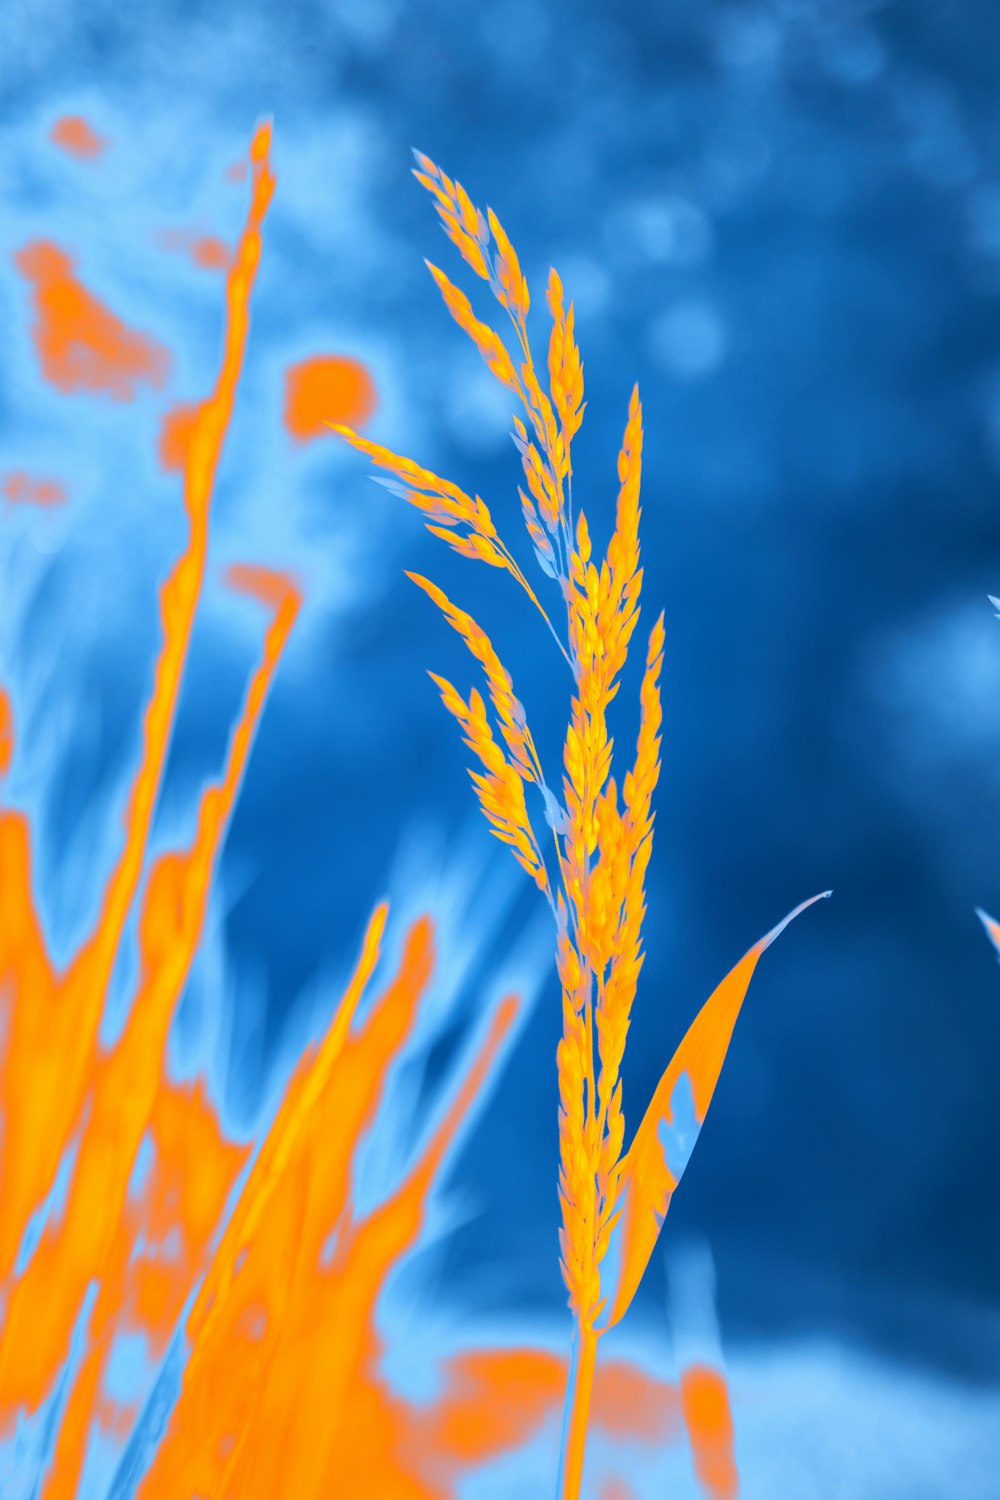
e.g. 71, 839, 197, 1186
595, 892, 830, 1333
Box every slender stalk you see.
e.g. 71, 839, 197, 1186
496, 536, 574, 672
557, 1320, 597, 1500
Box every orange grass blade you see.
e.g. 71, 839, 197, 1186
0, 126, 278, 1291
186, 900, 389, 1346
37, 1080, 249, 1499
0, 562, 299, 1456
136, 904, 402, 1498
596, 893, 831, 1333
84, 121, 276, 988
141, 964, 518, 1498
0, 126, 285, 1495
0, 120, 274, 1290
281, 993, 522, 1498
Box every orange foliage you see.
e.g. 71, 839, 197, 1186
0, 128, 286, 1497
1, 117, 718, 1500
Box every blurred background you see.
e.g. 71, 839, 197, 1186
2, 0, 999, 1492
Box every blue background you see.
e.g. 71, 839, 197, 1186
2, 0, 999, 1483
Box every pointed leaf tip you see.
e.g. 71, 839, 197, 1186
757, 890, 831, 952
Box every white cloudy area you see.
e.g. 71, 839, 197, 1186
679, 1340, 996, 1500
0, 98, 440, 969
0, 100, 419, 648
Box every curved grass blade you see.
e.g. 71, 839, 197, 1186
596, 892, 831, 1333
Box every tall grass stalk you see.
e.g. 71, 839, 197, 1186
337, 153, 828, 1498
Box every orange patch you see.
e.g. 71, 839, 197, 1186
592, 1359, 680, 1442
0, 688, 13, 775
158, 403, 199, 473
13, 241, 169, 401
421, 1347, 677, 1475
1, 471, 66, 506
157, 232, 230, 273
226, 563, 302, 611
191, 236, 230, 271
680, 1364, 739, 1500
284, 356, 377, 442
50, 116, 107, 160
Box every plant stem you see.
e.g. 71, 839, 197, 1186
557, 1320, 597, 1500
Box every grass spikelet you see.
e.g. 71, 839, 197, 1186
425, 261, 522, 394
412, 151, 490, 281
431, 672, 550, 893
330, 423, 560, 635
407, 572, 541, 779
546, 270, 585, 459
337, 151, 829, 1500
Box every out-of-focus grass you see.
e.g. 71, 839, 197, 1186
0, 117, 695, 1500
